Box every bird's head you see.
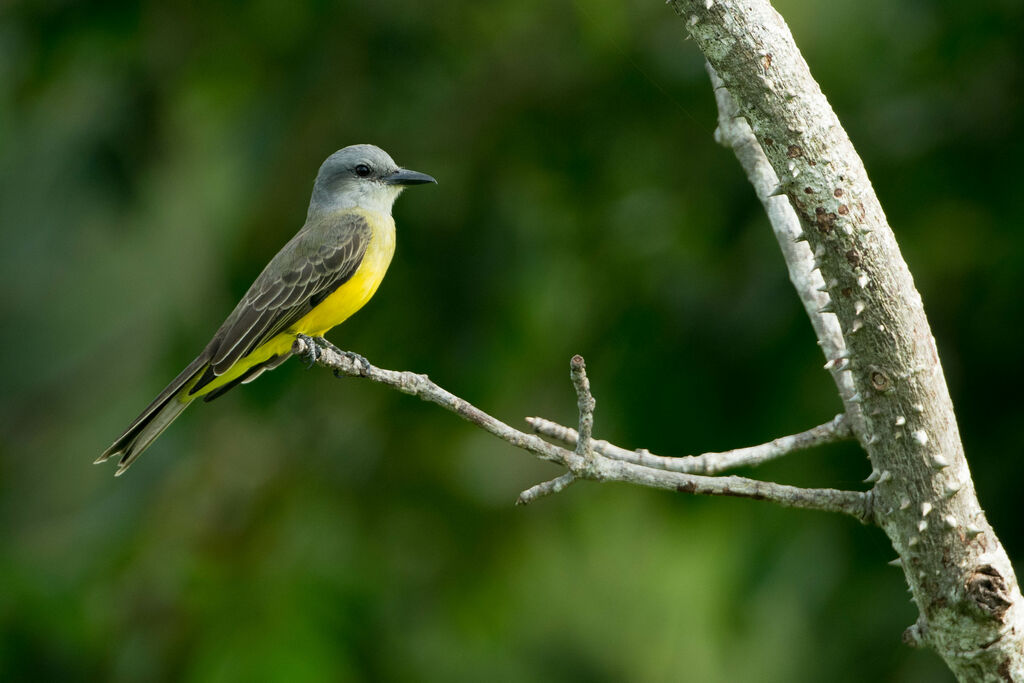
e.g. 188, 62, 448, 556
310, 144, 436, 216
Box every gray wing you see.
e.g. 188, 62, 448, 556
200, 212, 371, 381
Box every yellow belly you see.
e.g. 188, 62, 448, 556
289, 212, 396, 336
186, 210, 396, 399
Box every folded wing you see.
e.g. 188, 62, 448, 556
192, 212, 372, 392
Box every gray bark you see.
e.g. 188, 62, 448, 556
667, 0, 1024, 678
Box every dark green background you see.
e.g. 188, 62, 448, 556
2, 0, 1021, 680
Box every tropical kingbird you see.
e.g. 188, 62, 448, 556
98, 144, 435, 475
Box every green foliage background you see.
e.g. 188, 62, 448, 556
2, 0, 1022, 680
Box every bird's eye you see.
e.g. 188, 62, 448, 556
354, 164, 372, 178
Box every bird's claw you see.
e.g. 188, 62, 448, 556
295, 334, 321, 368
331, 350, 371, 377
314, 336, 343, 355
298, 335, 370, 376
344, 351, 372, 376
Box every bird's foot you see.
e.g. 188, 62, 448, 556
297, 335, 370, 376
331, 349, 372, 378
295, 334, 321, 368
345, 351, 372, 376
314, 336, 344, 355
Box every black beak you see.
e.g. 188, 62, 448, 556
384, 168, 437, 186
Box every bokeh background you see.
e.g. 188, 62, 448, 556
2, 0, 1022, 680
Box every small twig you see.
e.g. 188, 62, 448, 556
527, 413, 852, 475
516, 472, 576, 506
300, 338, 872, 523
569, 355, 596, 472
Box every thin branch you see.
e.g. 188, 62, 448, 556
526, 413, 852, 475
516, 472, 576, 506
707, 63, 861, 426
600, 460, 871, 522
300, 339, 872, 523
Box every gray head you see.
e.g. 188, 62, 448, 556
309, 144, 435, 216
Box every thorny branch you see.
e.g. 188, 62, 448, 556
667, 0, 1023, 679
296, 338, 873, 522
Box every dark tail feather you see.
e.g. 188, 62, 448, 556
97, 355, 208, 475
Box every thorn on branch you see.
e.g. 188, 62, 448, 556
903, 620, 926, 648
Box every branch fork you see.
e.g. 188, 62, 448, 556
296, 337, 870, 521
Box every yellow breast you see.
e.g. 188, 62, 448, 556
290, 209, 396, 337
183, 209, 396, 400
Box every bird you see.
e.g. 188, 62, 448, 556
97, 144, 436, 475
